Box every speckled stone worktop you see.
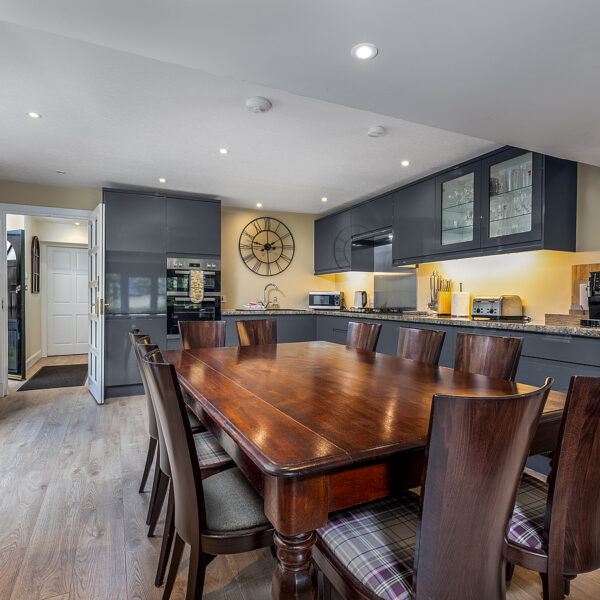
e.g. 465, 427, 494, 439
222, 309, 600, 339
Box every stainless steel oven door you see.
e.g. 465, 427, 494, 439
166, 293, 221, 335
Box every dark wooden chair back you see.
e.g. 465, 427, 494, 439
142, 349, 205, 547
397, 327, 446, 365
178, 320, 226, 350
129, 331, 158, 440
545, 376, 600, 574
414, 378, 553, 600
346, 321, 381, 352
236, 319, 277, 346
454, 332, 523, 381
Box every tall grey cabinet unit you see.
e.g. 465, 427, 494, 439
166, 196, 221, 256
103, 188, 221, 398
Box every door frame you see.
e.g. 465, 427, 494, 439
0, 203, 92, 398
41, 242, 88, 358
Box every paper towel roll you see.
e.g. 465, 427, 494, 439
451, 292, 471, 317
580, 283, 590, 310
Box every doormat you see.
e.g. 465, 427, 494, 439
18, 364, 88, 391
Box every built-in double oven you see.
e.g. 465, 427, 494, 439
166, 257, 221, 336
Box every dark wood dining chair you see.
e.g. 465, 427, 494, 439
314, 379, 553, 600
346, 321, 382, 352
128, 330, 158, 497
454, 331, 524, 381
505, 376, 600, 600
236, 318, 277, 346
397, 327, 446, 365
179, 320, 226, 350
134, 338, 234, 587
142, 349, 274, 599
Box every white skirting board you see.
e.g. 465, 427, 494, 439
26, 350, 42, 371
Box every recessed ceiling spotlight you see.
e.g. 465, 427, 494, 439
256, 203, 263, 208
367, 125, 386, 138
27, 111, 41, 119
321, 197, 328, 203
351, 43, 378, 60
245, 96, 272, 113
75, 222, 80, 226
401, 160, 410, 167
55, 170, 66, 175
158, 177, 167, 183
219, 148, 229, 155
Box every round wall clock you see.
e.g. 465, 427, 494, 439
238, 217, 295, 276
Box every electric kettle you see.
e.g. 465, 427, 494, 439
354, 290, 367, 308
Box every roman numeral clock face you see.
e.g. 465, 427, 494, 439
239, 217, 295, 276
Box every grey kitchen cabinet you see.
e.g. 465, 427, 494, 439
351, 193, 394, 235
104, 314, 166, 398
166, 196, 221, 256
314, 210, 353, 274
104, 190, 166, 253
392, 178, 437, 265
222, 315, 317, 347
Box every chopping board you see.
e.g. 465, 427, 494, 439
572, 263, 600, 306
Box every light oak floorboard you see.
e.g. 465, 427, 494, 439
0, 364, 598, 600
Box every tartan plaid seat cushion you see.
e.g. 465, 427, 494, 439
507, 473, 548, 550
317, 491, 420, 600
193, 430, 232, 468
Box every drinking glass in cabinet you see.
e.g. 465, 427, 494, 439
441, 172, 475, 246
488, 152, 533, 238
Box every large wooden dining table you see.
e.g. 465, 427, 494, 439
166, 341, 566, 599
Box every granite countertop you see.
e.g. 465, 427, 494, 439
222, 309, 600, 338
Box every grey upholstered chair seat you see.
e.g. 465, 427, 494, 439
203, 467, 271, 532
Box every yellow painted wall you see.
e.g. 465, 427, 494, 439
221, 207, 334, 309
0, 179, 100, 210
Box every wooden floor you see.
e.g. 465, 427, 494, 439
0, 356, 598, 600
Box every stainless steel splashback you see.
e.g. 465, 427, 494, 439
374, 265, 417, 309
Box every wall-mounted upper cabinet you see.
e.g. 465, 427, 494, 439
166, 196, 221, 256
316, 146, 577, 273
314, 210, 352, 274
392, 148, 577, 266
351, 193, 393, 236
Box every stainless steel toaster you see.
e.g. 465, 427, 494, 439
471, 295, 524, 320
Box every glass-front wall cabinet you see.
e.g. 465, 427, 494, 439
488, 152, 533, 238
441, 172, 475, 246
434, 162, 481, 253
481, 148, 542, 248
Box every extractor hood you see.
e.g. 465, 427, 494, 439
351, 228, 416, 273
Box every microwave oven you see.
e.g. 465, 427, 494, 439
309, 291, 344, 310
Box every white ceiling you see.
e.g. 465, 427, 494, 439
2, 1, 599, 212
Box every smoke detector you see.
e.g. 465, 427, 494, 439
245, 96, 272, 113
367, 125, 386, 137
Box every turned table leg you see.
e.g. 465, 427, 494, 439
272, 530, 317, 600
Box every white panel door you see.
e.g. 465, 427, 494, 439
88, 204, 104, 405
47, 246, 88, 356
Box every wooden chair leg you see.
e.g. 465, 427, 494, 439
146, 446, 163, 525
186, 544, 207, 600
155, 485, 175, 587
506, 562, 515, 589
148, 471, 169, 537
541, 571, 566, 600
163, 533, 185, 600
564, 575, 576, 596
139, 436, 158, 493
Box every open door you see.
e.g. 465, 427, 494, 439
0, 214, 7, 398
88, 203, 105, 404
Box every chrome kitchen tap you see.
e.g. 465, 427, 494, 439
263, 283, 280, 309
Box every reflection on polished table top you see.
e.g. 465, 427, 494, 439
166, 341, 565, 477
166, 341, 566, 600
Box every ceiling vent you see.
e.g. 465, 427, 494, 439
367, 125, 386, 137
245, 96, 272, 113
